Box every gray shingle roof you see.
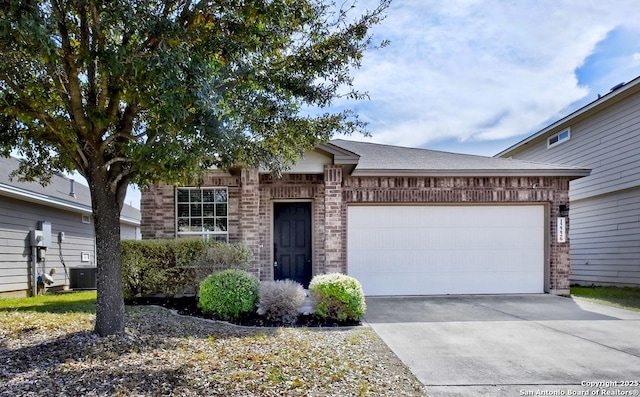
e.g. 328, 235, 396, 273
329, 139, 590, 177
0, 156, 140, 224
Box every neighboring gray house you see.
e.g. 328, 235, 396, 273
0, 156, 141, 297
497, 76, 640, 287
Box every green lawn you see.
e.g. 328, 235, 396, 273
571, 286, 640, 311
0, 290, 96, 313
0, 291, 97, 335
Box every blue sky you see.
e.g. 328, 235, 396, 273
332, 0, 640, 156
124, 1, 640, 208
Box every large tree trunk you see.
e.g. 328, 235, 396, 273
88, 167, 126, 336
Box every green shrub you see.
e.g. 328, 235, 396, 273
258, 280, 306, 324
194, 241, 253, 283
309, 273, 366, 322
121, 239, 252, 299
199, 269, 259, 321
121, 240, 190, 299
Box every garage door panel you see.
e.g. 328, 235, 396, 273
354, 206, 543, 228
351, 249, 541, 273
350, 227, 542, 251
347, 205, 545, 295
352, 271, 543, 295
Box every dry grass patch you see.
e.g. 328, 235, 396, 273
0, 293, 425, 396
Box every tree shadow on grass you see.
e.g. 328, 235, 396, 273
8, 365, 193, 396
0, 315, 279, 395
1, 330, 193, 396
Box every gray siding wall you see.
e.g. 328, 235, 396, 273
0, 196, 95, 295
508, 92, 640, 201
570, 189, 640, 286
120, 224, 139, 240
505, 91, 640, 286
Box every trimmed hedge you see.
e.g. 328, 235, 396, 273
309, 273, 366, 322
121, 239, 252, 299
199, 269, 260, 321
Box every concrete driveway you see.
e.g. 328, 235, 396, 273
365, 295, 640, 397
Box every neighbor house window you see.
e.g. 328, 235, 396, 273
548, 128, 570, 148
176, 187, 228, 242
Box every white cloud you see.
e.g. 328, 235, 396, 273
337, 0, 640, 150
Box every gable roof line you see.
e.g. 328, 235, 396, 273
0, 156, 140, 225
0, 183, 141, 226
315, 142, 360, 164
329, 138, 590, 178
0, 182, 92, 214
496, 75, 640, 157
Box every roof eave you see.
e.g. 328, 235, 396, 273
0, 184, 140, 225
0, 184, 92, 213
316, 142, 360, 165
119, 216, 142, 226
496, 76, 640, 157
349, 169, 591, 178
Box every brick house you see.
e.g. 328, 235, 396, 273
141, 139, 589, 296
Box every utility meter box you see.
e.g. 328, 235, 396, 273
31, 230, 44, 247
31, 221, 52, 247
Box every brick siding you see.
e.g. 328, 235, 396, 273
141, 171, 573, 292
258, 173, 325, 280
140, 183, 176, 239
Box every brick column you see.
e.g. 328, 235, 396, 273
239, 168, 261, 278
549, 190, 571, 295
140, 183, 175, 239
324, 165, 345, 273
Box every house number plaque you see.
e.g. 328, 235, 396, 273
557, 217, 566, 243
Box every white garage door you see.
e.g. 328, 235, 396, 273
347, 205, 545, 295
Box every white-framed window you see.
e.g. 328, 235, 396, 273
81, 214, 91, 224
548, 128, 570, 148
176, 187, 228, 242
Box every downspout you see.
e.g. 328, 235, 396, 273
257, 176, 261, 281
31, 245, 38, 297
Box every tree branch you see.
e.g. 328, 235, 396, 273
90, 0, 108, 112
97, 101, 139, 153
145, 130, 159, 147
110, 168, 134, 196
72, 149, 90, 176
104, 86, 122, 120
51, 0, 89, 138
79, 1, 96, 110
104, 157, 131, 170
43, 61, 73, 113
100, 131, 138, 151
117, 102, 138, 137
178, 0, 194, 26
0, 73, 63, 139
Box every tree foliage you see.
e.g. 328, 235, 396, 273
0, 0, 388, 336
1, 0, 388, 184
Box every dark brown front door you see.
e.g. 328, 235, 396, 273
273, 202, 312, 287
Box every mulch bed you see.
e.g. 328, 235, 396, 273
126, 296, 361, 328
